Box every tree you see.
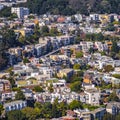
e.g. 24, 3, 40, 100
22, 107, 40, 120
73, 64, 80, 70
0, 7, 11, 17
112, 74, 120, 79
108, 90, 119, 102
7, 110, 25, 120
41, 102, 52, 118
0, 105, 4, 116
104, 65, 114, 72
15, 90, 25, 100
75, 36, 82, 44
0, 28, 16, 48
76, 70, 84, 77
103, 113, 115, 120
23, 58, 30, 64
69, 100, 83, 110
18, 36, 25, 44
52, 98, 62, 118
71, 77, 83, 83
89, 47, 94, 54
105, 23, 115, 31
49, 28, 59, 36
111, 41, 119, 53
34, 102, 43, 109
33, 86, 44, 92
70, 81, 82, 92
7, 77, 15, 88
76, 51, 83, 58
116, 113, 120, 120
48, 84, 54, 93
59, 101, 68, 116
41, 26, 49, 34
9, 13, 18, 19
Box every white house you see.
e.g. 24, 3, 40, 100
84, 89, 101, 106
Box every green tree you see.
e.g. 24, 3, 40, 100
108, 90, 119, 102
76, 51, 83, 58
103, 113, 115, 120
52, 98, 62, 118
73, 64, 80, 70
48, 84, 54, 93
42, 102, 52, 118
70, 81, 82, 92
49, 28, 59, 36
9, 13, 18, 19
34, 24, 41, 41
22, 107, 40, 120
112, 74, 120, 79
34, 102, 43, 109
41, 26, 49, 34
59, 101, 68, 116
75, 36, 82, 44
0, 28, 16, 48
15, 90, 25, 100
0, 105, 4, 116
0, 7, 11, 17
7, 77, 15, 88
111, 41, 119, 53
7, 110, 26, 120
89, 47, 94, 54
18, 36, 25, 44
71, 77, 83, 83
23, 58, 30, 64
69, 100, 83, 110
76, 70, 84, 77
116, 113, 120, 120
105, 23, 115, 31
33, 86, 44, 92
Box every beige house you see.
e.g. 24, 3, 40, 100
57, 69, 74, 78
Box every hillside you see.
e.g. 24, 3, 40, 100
16, 0, 120, 15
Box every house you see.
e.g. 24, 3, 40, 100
83, 73, 93, 84
60, 116, 76, 120
29, 57, 39, 65
39, 67, 54, 78
111, 77, 120, 86
4, 100, 27, 112
91, 108, 106, 120
66, 110, 76, 117
80, 42, 88, 53
94, 42, 104, 51
84, 89, 101, 106
106, 102, 120, 115
34, 43, 47, 57
74, 109, 91, 120
57, 69, 74, 79
1, 91, 16, 101
57, 35, 75, 46
14, 28, 33, 37
90, 14, 100, 21
82, 83, 95, 90
0, 79, 11, 92
21, 88, 34, 99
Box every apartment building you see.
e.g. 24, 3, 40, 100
4, 100, 27, 112
11, 7, 29, 18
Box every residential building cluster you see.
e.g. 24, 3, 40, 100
0, 6, 120, 120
